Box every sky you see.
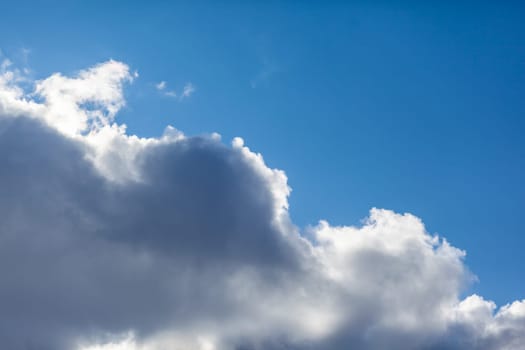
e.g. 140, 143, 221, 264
0, 1, 524, 349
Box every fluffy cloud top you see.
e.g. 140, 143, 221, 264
0, 59, 523, 350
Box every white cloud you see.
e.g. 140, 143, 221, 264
34, 59, 134, 136
0, 59, 523, 350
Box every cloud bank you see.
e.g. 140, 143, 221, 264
0, 59, 524, 350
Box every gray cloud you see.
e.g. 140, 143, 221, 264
0, 60, 524, 350
0, 115, 309, 350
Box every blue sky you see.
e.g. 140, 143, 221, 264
1, 0, 524, 309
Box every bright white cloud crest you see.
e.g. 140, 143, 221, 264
0, 59, 523, 350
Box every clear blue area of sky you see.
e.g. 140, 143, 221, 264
1, 1, 524, 305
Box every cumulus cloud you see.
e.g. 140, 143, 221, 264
0, 59, 523, 350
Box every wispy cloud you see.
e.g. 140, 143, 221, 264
250, 54, 280, 88
155, 80, 195, 101
155, 81, 166, 90
181, 82, 195, 98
